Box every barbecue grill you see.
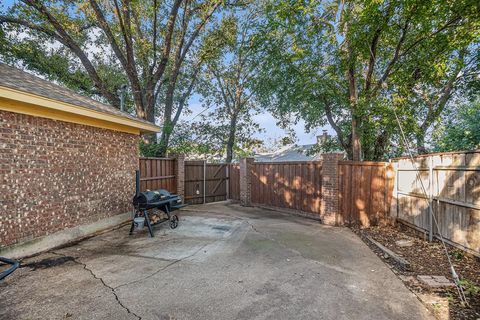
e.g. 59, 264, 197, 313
130, 171, 186, 237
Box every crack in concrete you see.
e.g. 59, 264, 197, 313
179, 211, 340, 274
241, 218, 356, 276
114, 242, 210, 290
50, 251, 142, 320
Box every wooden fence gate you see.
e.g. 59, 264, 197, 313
184, 161, 229, 204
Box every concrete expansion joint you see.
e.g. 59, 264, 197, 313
51, 251, 142, 320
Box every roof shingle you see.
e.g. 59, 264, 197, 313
0, 63, 153, 126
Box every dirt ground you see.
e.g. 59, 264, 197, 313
352, 224, 480, 320
0, 203, 433, 320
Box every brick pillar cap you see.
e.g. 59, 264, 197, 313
170, 153, 186, 158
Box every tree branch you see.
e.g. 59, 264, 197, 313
89, 0, 128, 71
152, 0, 158, 67
18, 0, 120, 107
420, 48, 466, 131
374, 15, 462, 93
179, 1, 222, 65
373, 17, 410, 92
365, 28, 381, 93
210, 65, 232, 111
152, 0, 183, 83
172, 63, 201, 126
0, 15, 61, 41
323, 97, 348, 151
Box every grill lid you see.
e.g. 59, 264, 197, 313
132, 189, 172, 206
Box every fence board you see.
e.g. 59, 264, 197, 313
138, 157, 176, 193
338, 161, 394, 227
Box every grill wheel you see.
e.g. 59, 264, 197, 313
169, 215, 179, 229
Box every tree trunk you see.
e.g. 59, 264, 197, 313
157, 121, 172, 157
350, 116, 361, 160
225, 112, 238, 163
347, 41, 361, 161
416, 131, 427, 154
156, 130, 171, 157
348, 76, 361, 160
156, 82, 175, 157
141, 101, 157, 144
372, 130, 389, 160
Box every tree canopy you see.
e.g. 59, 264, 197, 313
1, 0, 223, 146
254, 0, 480, 160
432, 97, 480, 152
1, 0, 479, 160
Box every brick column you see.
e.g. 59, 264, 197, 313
175, 154, 185, 200
320, 153, 343, 225
239, 157, 254, 206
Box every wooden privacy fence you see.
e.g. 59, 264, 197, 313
392, 150, 480, 254
138, 151, 479, 255
138, 157, 176, 193
228, 158, 392, 225
250, 161, 323, 217
338, 161, 394, 226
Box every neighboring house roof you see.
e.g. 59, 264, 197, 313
0, 63, 160, 134
255, 144, 321, 162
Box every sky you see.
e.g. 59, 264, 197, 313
183, 93, 333, 146
183, 95, 331, 145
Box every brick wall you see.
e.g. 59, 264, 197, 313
0, 110, 138, 248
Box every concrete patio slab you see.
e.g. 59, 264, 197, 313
0, 202, 433, 320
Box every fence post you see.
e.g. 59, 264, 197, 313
226, 164, 230, 200
320, 153, 343, 225
396, 161, 399, 220
240, 157, 254, 206
428, 155, 433, 242
203, 160, 206, 204
175, 154, 185, 201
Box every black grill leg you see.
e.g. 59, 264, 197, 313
129, 220, 135, 235
164, 205, 171, 219
129, 209, 136, 235
144, 210, 154, 237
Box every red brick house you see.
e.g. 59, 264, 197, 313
0, 63, 160, 257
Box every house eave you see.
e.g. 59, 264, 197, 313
0, 86, 161, 135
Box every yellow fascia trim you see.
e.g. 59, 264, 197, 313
0, 98, 141, 134
0, 86, 161, 134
